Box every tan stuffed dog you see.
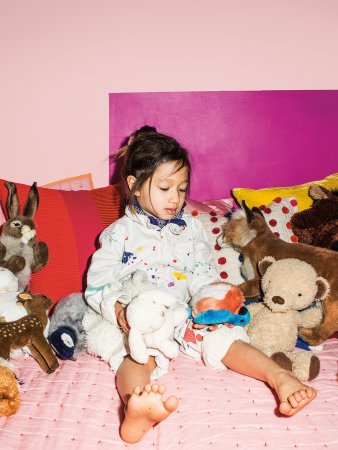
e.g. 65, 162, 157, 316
246, 257, 328, 381
222, 203, 338, 346
0, 357, 20, 416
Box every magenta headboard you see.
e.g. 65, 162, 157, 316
109, 91, 338, 201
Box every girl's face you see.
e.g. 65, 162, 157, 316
130, 161, 189, 220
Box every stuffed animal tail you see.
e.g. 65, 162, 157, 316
0, 359, 20, 416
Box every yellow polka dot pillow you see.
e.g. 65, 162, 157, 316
232, 172, 338, 212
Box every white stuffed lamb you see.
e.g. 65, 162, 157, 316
83, 271, 187, 366
121, 271, 188, 364
125, 286, 187, 364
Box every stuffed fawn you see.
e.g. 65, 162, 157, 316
0, 292, 59, 373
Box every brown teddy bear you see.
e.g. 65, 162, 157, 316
221, 203, 338, 346
291, 185, 338, 251
246, 257, 328, 381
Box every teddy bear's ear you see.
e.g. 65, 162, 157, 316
315, 277, 331, 301
258, 256, 275, 276
309, 184, 333, 201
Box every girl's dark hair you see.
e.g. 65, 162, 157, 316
120, 126, 191, 204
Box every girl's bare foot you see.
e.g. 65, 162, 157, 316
273, 370, 317, 416
120, 384, 178, 444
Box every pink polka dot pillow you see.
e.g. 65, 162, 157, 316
195, 211, 245, 285
259, 197, 299, 243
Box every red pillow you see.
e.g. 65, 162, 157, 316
0, 180, 124, 304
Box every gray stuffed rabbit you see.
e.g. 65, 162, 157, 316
0, 181, 49, 290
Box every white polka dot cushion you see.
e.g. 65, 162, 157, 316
194, 210, 245, 285
259, 196, 299, 243
192, 197, 300, 285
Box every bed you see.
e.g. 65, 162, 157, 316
0, 90, 338, 449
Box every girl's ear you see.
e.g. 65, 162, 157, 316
126, 176, 140, 196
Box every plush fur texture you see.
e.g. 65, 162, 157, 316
291, 185, 338, 251
0, 267, 35, 358
82, 308, 125, 367
246, 257, 328, 381
0, 292, 59, 374
48, 293, 88, 360
222, 203, 338, 345
0, 182, 48, 290
0, 358, 20, 417
0, 268, 27, 322
121, 272, 187, 364
189, 282, 250, 326
126, 288, 187, 364
83, 272, 187, 366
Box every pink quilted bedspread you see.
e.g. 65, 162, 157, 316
1, 337, 337, 450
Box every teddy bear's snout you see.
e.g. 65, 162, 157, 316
272, 296, 285, 305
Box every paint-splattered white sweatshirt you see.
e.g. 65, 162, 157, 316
85, 206, 219, 326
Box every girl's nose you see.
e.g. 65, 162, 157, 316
169, 190, 180, 203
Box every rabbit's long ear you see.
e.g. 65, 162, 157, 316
23, 182, 39, 218
5, 181, 20, 218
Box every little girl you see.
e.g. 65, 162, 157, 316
85, 126, 317, 444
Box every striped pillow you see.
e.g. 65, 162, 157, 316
0, 180, 124, 304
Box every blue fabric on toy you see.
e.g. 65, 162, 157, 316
48, 326, 77, 360
188, 306, 250, 326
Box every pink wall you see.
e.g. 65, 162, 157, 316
1, 1, 338, 188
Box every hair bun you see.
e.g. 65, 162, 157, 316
134, 125, 157, 136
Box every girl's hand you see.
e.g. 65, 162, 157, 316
192, 323, 217, 331
115, 302, 130, 334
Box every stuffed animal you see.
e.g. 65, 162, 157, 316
0, 181, 49, 290
0, 292, 59, 374
116, 271, 187, 364
126, 290, 187, 364
222, 202, 338, 346
0, 266, 52, 359
83, 271, 187, 366
48, 293, 88, 360
189, 282, 250, 327
291, 185, 338, 251
246, 257, 328, 381
0, 267, 28, 323
0, 357, 20, 417
82, 307, 125, 367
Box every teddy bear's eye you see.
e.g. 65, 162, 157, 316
298, 293, 302, 297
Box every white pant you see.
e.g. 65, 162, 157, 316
177, 319, 250, 371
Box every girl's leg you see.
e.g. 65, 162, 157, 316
222, 340, 316, 416
116, 356, 178, 444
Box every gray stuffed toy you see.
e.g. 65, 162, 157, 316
48, 293, 89, 360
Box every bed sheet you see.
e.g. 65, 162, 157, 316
0, 337, 337, 450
